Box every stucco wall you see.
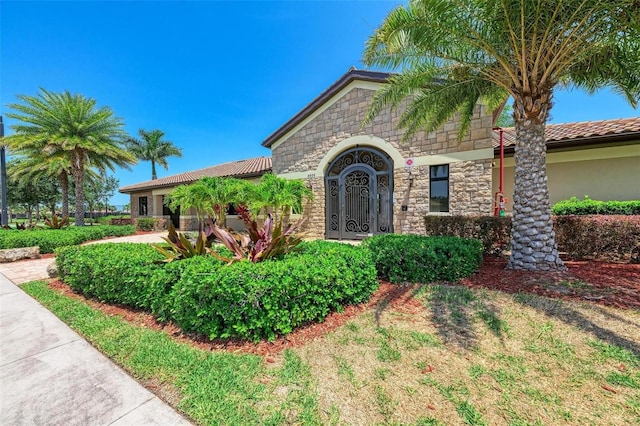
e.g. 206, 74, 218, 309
493, 147, 640, 211
273, 84, 494, 238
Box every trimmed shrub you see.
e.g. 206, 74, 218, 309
424, 215, 510, 255
554, 215, 640, 262
362, 234, 483, 283
56, 243, 164, 308
56, 240, 378, 342
423, 215, 640, 262
0, 225, 136, 253
552, 197, 640, 215
135, 217, 156, 231
168, 240, 378, 341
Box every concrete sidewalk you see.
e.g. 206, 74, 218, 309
0, 230, 192, 425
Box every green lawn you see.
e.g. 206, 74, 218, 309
23, 280, 640, 425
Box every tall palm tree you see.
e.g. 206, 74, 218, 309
127, 129, 182, 180
363, 0, 639, 271
4, 89, 136, 226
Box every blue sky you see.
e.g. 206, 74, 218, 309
2, 1, 638, 206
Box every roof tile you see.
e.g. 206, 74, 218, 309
493, 117, 640, 148
120, 156, 272, 193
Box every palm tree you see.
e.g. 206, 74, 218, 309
4, 89, 136, 226
363, 0, 639, 271
165, 177, 248, 229
252, 174, 313, 224
127, 129, 182, 180
10, 153, 71, 217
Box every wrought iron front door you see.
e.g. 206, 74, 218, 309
325, 146, 394, 240
341, 166, 375, 239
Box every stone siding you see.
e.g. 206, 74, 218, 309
273, 87, 492, 175
450, 160, 494, 215
272, 85, 494, 239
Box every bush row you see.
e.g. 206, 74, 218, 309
424, 216, 510, 256
552, 197, 640, 215
554, 215, 640, 262
362, 234, 483, 283
0, 225, 136, 253
135, 217, 168, 231
57, 240, 379, 341
425, 215, 640, 262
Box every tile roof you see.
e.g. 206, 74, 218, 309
493, 117, 640, 149
119, 156, 272, 193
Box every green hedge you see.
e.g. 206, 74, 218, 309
169, 241, 377, 341
554, 215, 640, 262
362, 234, 483, 284
135, 217, 156, 231
552, 197, 640, 215
424, 215, 511, 255
0, 225, 136, 253
423, 215, 640, 263
56, 243, 165, 308
56, 240, 379, 342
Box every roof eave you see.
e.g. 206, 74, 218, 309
495, 132, 640, 155
118, 168, 273, 194
261, 69, 391, 148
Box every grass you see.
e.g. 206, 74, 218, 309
23, 279, 640, 425
21, 281, 318, 426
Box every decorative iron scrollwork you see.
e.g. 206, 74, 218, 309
325, 146, 393, 239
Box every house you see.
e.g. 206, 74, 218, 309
119, 157, 271, 230
493, 117, 640, 211
262, 69, 495, 239
120, 69, 640, 237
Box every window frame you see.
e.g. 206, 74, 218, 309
429, 164, 450, 213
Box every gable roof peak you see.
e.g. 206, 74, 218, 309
261, 68, 391, 148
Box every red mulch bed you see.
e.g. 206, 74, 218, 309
461, 256, 640, 310
47, 256, 639, 357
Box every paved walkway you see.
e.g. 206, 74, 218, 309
0, 231, 191, 425
0, 231, 167, 284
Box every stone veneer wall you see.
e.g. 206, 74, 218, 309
273, 88, 493, 174
450, 160, 494, 215
273, 86, 494, 239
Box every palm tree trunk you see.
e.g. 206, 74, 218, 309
71, 150, 85, 226
507, 119, 565, 271
151, 161, 157, 180
59, 171, 69, 217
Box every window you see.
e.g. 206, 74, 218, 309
138, 196, 148, 216
429, 165, 449, 213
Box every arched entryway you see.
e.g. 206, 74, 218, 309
325, 146, 393, 239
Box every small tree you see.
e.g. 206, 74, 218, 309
250, 173, 313, 224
